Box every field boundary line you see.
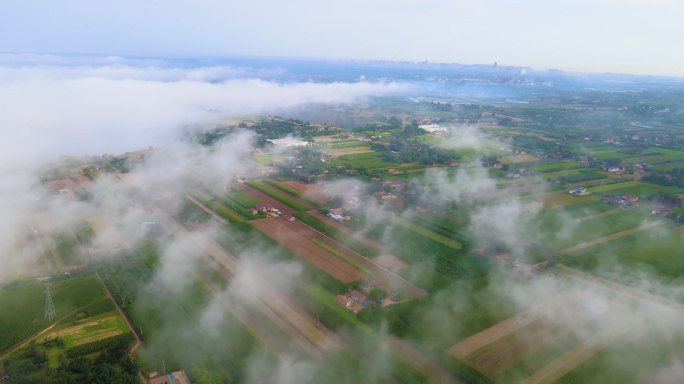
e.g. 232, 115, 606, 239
558, 220, 661, 256
96, 273, 141, 355
0, 295, 107, 361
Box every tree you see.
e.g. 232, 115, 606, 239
192, 356, 233, 384
368, 288, 386, 304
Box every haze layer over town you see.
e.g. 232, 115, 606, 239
1, 1, 684, 383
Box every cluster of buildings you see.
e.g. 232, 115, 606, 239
603, 194, 639, 209
569, 186, 591, 196
148, 371, 191, 384
336, 281, 397, 314
336, 289, 369, 314
326, 208, 350, 222
418, 124, 448, 134
251, 204, 283, 217
266, 138, 309, 148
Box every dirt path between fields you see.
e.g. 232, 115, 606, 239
558, 220, 662, 256
578, 209, 619, 222
389, 337, 461, 384
448, 311, 540, 360
97, 273, 142, 355
0, 298, 109, 362
521, 343, 602, 384
185, 194, 228, 225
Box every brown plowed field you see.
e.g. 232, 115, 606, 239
280, 180, 328, 202
238, 184, 294, 214
308, 211, 384, 250
251, 218, 363, 283
162, 209, 342, 358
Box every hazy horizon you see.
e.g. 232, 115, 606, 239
2, 0, 684, 77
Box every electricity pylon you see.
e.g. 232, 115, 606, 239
44, 283, 56, 322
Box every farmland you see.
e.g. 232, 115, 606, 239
0, 275, 137, 383
251, 217, 363, 283
0, 275, 108, 355
8, 58, 684, 384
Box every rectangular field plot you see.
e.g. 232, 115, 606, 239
251, 217, 363, 283
0, 275, 108, 354
447, 287, 684, 384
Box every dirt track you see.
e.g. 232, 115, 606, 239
389, 337, 461, 384
185, 194, 228, 225
97, 273, 142, 355
465, 321, 568, 378
448, 311, 540, 360
558, 220, 662, 256
251, 218, 363, 283
521, 344, 601, 384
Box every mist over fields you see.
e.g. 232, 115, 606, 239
0, 54, 403, 280
2, 54, 684, 384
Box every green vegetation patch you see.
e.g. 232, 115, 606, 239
396, 217, 463, 250
311, 238, 369, 273
532, 162, 584, 173
246, 180, 309, 211
0, 275, 107, 354
264, 179, 323, 207
332, 151, 397, 169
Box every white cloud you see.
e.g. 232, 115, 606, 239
0, 58, 405, 165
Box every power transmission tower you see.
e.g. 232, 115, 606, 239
44, 283, 56, 321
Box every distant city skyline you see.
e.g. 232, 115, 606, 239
2, 0, 684, 77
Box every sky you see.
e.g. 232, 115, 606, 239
1, 0, 684, 76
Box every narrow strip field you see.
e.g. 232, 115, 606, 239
521, 344, 601, 384
161, 210, 344, 359
251, 218, 363, 283
396, 217, 463, 250
448, 311, 540, 360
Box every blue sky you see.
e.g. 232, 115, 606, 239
1, 0, 684, 76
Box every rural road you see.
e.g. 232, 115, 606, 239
558, 220, 661, 256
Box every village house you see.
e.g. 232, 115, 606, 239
148, 371, 191, 384
336, 290, 368, 314
569, 186, 591, 196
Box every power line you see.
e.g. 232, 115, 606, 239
44, 283, 56, 322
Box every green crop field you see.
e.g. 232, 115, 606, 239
246, 180, 309, 211
534, 208, 655, 251
332, 151, 396, 169
588, 181, 683, 197
588, 150, 624, 159
622, 148, 684, 165
562, 223, 684, 278
540, 169, 583, 179
311, 238, 369, 273
395, 217, 463, 250
323, 139, 369, 149
587, 181, 640, 193
532, 162, 584, 173
0, 275, 108, 354
264, 179, 323, 207
228, 190, 262, 208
